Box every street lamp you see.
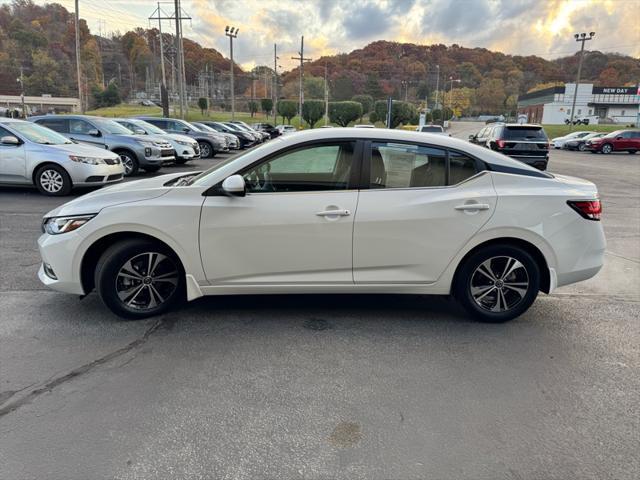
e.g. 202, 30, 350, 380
225, 26, 238, 120
568, 31, 595, 131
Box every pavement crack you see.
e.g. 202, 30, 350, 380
0, 317, 165, 419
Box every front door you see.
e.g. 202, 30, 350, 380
353, 141, 497, 283
0, 126, 27, 183
199, 141, 360, 285
67, 118, 105, 148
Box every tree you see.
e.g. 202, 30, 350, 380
198, 97, 208, 115
373, 100, 416, 128
475, 78, 506, 114
328, 101, 362, 127
304, 76, 325, 99
92, 82, 121, 108
260, 98, 273, 116
302, 100, 324, 128
277, 100, 297, 124
248, 100, 259, 117
351, 94, 374, 121
332, 77, 355, 101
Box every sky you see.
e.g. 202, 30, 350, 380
7, 0, 640, 71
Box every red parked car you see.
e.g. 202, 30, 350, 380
585, 130, 640, 154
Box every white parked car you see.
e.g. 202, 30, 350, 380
38, 129, 605, 322
550, 131, 592, 149
416, 125, 449, 135
0, 118, 124, 195
354, 124, 375, 128
276, 125, 297, 135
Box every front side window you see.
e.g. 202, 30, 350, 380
242, 142, 355, 193
69, 119, 95, 134
370, 142, 446, 189
145, 119, 167, 129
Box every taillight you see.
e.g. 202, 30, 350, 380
496, 139, 506, 148
568, 200, 602, 221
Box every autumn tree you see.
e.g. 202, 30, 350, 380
475, 78, 506, 114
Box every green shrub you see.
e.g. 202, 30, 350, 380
328, 101, 362, 127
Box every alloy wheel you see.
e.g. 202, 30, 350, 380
39, 169, 64, 193
115, 252, 179, 311
470, 256, 530, 313
199, 142, 212, 158
120, 154, 135, 175
602, 144, 612, 154
578, 143, 587, 152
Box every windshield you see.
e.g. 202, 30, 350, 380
503, 126, 547, 140
194, 123, 216, 133
134, 120, 166, 135
604, 130, 623, 138
183, 121, 203, 132
3, 121, 72, 144
92, 118, 135, 135
223, 123, 243, 132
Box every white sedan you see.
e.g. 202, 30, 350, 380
38, 129, 605, 322
550, 131, 592, 149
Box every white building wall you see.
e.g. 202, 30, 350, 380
541, 83, 594, 124
607, 105, 639, 124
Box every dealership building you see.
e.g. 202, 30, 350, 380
517, 83, 640, 125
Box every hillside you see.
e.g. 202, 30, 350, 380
1, 0, 638, 115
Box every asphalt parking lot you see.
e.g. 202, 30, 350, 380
1, 127, 638, 479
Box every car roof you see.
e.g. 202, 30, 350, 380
0, 118, 25, 123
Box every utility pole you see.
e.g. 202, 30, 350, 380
569, 31, 595, 131
174, 0, 183, 118
74, 0, 83, 113
18, 66, 26, 118
448, 77, 461, 119
324, 62, 329, 125
434, 64, 440, 121
291, 36, 311, 128
225, 26, 238, 120
273, 43, 278, 122
149, 3, 169, 116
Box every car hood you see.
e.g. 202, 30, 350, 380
43, 171, 189, 218
164, 133, 197, 144
45, 142, 119, 159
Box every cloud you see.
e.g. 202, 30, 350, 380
343, 2, 391, 40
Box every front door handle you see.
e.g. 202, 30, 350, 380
455, 203, 490, 211
316, 209, 351, 217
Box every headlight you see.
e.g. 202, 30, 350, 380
43, 214, 96, 235
175, 140, 190, 146
135, 139, 155, 147
69, 155, 106, 165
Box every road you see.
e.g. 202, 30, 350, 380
1, 127, 638, 479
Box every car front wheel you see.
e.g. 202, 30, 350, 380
116, 150, 139, 176
578, 143, 587, 151
601, 143, 613, 154
35, 164, 72, 196
455, 244, 540, 323
198, 141, 213, 158
95, 239, 184, 319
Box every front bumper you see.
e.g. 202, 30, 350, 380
66, 162, 125, 186
38, 232, 85, 295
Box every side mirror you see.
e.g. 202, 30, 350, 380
468, 134, 476, 140
616, 136, 622, 140
88, 128, 101, 137
183, 127, 190, 133
0, 135, 20, 145
221, 174, 246, 197
134, 128, 146, 135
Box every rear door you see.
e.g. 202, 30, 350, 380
353, 141, 496, 284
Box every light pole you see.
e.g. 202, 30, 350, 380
569, 31, 595, 131
17, 66, 26, 118
434, 64, 440, 120
448, 77, 461, 119
74, 0, 83, 113
225, 26, 238, 120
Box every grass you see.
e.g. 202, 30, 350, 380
542, 124, 623, 139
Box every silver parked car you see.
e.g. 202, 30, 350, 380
112, 118, 200, 164
137, 117, 228, 158
190, 122, 239, 150
29, 115, 175, 176
0, 118, 124, 196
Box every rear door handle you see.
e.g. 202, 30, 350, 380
455, 203, 490, 211
316, 209, 351, 217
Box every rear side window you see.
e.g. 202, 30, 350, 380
145, 119, 167, 129
503, 126, 547, 140
370, 142, 447, 189
36, 118, 68, 133
449, 152, 478, 184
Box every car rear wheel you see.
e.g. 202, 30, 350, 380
601, 143, 613, 154
35, 164, 72, 196
95, 239, 185, 319
454, 244, 540, 323
198, 141, 213, 158
116, 150, 139, 176
629, 150, 637, 154
578, 143, 587, 152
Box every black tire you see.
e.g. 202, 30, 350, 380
628, 150, 637, 154
198, 141, 214, 158
115, 150, 139, 176
34, 164, 72, 196
175, 157, 188, 164
601, 143, 613, 154
578, 143, 587, 152
144, 165, 162, 173
454, 244, 540, 323
95, 239, 185, 319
